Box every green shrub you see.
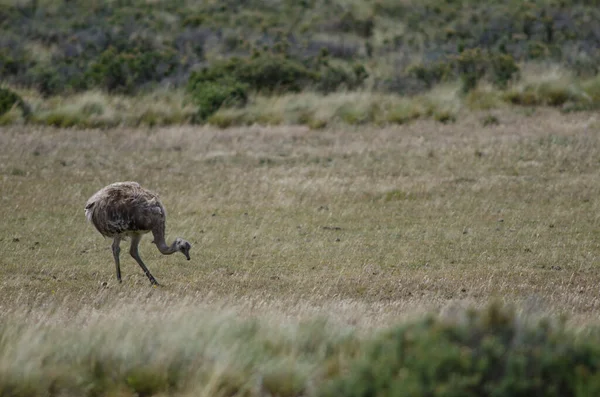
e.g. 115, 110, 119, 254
0, 87, 29, 117
504, 80, 579, 108
26, 64, 64, 98
188, 78, 248, 121
454, 48, 488, 93
528, 41, 549, 59
317, 63, 369, 94
189, 54, 317, 95
407, 62, 451, 89
321, 303, 600, 397
452, 49, 520, 93
86, 47, 178, 94
188, 53, 367, 97
490, 53, 520, 89
234, 54, 315, 93
0, 50, 23, 77
410, 51, 518, 94
338, 11, 375, 38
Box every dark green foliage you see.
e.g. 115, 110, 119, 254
409, 49, 519, 93
86, 47, 178, 94
455, 48, 488, 93
188, 52, 367, 98
528, 41, 549, 59
489, 53, 520, 89
230, 54, 315, 93
321, 303, 600, 397
338, 11, 375, 38
453, 49, 519, 93
187, 78, 248, 121
408, 62, 451, 89
0, 87, 29, 116
0, 87, 21, 115
0, 0, 597, 97
185, 50, 368, 122
26, 64, 65, 98
316, 62, 369, 94
0, 49, 24, 77
189, 54, 316, 94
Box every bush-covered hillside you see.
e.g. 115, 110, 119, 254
1, 0, 599, 127
1, 0, 599, 95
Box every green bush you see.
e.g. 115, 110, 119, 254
407, 62, 451, 89
0, 87, 28, 117
321, 303, 600, 397
188, 53, 368, 97
317, 63, 369, 94
188, 78, 248, 121
504, 81, 579, 108
26, 64, 64, 98
338, 11, 375, 38
490, 53, 520, 89
189, 54, 317, 95
0, 50, 23, 78
86, 47, 178, 94
410, 51, 518, 93
454, 48, 488, 93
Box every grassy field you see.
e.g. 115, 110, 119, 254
2, 109, 600, 395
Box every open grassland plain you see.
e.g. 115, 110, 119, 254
2, 109, 600, 395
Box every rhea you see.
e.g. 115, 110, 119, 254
85, 181, 191, 285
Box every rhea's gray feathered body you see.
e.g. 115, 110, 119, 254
85, 181, 191, 285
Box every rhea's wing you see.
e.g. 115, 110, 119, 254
85, 183, 164, 237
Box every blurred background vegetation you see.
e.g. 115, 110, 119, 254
1, 0, 599, 127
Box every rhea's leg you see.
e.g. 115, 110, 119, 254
129, 234, 159, 285
112, 236, 122, 283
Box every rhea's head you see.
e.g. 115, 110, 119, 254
174, 238, 192, 260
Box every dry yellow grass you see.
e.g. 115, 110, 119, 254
1, 108, 600, 328
2, 109, 600, 396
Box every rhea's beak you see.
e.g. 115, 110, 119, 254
181, 242, 191, 261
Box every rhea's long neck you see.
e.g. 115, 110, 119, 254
152, 225, 178, 255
